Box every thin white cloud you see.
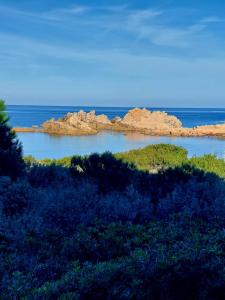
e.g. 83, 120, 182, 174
127, 9, 163, 26
0, 4, 225, 106
142, 24, 207, 47
0, 4, 90, 24
122, 9, 212, 48
41, 5, 90, 21
201, 16, 225, 23
1, 31, 225, 67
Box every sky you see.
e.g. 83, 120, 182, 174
0, 0, 225, 107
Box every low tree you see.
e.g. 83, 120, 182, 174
0, 100, 24, 179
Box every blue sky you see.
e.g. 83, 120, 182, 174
0, 0, 225, 107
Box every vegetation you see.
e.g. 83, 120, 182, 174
0, 100, 24, 179
25, 143, 225, 178
116, 144, 188, 171
1, 106, 225, 299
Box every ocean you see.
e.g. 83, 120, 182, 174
6, 105, 225, 128
6, 105, 225, 159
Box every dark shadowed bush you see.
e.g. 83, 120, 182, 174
0, 100, 24, 179
71, 152, 136, 193
0, 146, 225, 299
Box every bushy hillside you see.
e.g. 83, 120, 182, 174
0, 150, 225, 299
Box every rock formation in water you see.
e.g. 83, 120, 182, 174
14, 108, 225, 139
42, 110, 112, 135
120, 108, 182, 131
40, 108, 183, 135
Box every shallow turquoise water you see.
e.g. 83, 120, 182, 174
18, 131, 225, 159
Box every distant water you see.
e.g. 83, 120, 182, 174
6, 105, 225, 159
6, 105, 225, 128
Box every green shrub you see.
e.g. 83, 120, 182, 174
116, 144, 188, 171
190, 154, 225, 178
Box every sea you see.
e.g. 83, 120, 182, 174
6, 105, 225, 159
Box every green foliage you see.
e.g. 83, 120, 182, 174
0, 100, 24, 179
116, 144, 225, 178
24, 144, 225, 179
189, 154, 225, 178
24, 155, 72, 167
116, 144, 188, 171
40, 156, 72, 167
0, 100, 8, 123
29, 220, 225, 299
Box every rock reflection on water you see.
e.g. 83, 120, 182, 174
125, 133, 162, 142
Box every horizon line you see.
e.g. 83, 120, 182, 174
6, 104, 225, 109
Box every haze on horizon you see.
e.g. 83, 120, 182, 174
0, 0, 225, 107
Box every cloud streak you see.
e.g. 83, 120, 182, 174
0, 4, 223, 48
0, 3, 225, 106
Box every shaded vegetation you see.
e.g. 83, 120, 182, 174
25, 143, 225, 178
1, 106, 225, 299
0, 100, 24, 179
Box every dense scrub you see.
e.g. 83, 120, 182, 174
116, 144, 188, 171
1, 103, 225, 299
0, 150, 225, 299
26, 143, 225, 178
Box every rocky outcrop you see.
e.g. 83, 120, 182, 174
42, 110, 112, 135
120, 108, 182, 131
188, 124, 225, 138
40, 108, 183, 135
14, 108, 225, 139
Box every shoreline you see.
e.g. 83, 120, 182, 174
14, 126, 225, 139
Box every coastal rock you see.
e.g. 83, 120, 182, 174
14, 107, 225, 139
120, 108, 182, 131
191, 124, 225, 138
112, 116, 122, 123
41, 108, 183, 135
42, 110, 111, 135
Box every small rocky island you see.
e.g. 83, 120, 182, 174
14, 108, 225, 138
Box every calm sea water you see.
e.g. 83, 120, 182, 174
6, 105, 225, 159
6, 105, 225, 128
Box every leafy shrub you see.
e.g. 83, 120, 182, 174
190, 154, 225, 178
116, 144, 188, 171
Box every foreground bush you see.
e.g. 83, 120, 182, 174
0, 149, 225, 298
0, 100, 24, 179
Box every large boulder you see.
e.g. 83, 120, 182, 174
120, 108, 182, 131
42, 111, 111, 135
